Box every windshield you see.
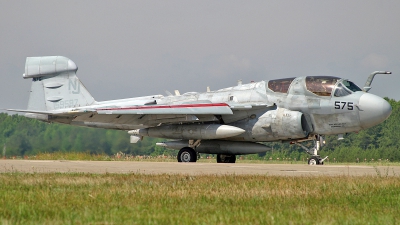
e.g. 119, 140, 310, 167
334, 80, 362, 97
342, 80, 362, 92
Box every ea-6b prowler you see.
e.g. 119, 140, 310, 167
8, 56, 392, 165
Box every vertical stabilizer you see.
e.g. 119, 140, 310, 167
24, 56, 95, 111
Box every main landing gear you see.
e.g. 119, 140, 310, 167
217, 154, 236, 163
294, 135, 328, 165
177, 140, 201, 163
177, 147, 197, 162
177, 139, 237, 163
177, 147, 237, 163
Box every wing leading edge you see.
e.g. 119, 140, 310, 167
96, 103, 233, 115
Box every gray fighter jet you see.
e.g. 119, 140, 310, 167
8, 56, 392, 165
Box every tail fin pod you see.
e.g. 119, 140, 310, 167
24, 56, 95, 111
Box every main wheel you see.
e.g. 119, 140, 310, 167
229, 155, 236, 163
308, 156, 320, 165
177, 147, 197, 163
217, 154, 222, 163
217, 154, 236, 163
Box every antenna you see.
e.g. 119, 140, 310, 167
165, 90, 173, 96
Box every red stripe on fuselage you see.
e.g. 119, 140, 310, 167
97, 103, 229, 111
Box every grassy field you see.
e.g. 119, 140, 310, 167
0, 173, 399, 224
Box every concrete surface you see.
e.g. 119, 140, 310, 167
1, 160, 399, 176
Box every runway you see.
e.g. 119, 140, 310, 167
1, 160, 399, 176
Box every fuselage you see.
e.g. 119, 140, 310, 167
152, 76, 392, 142
36, 75, 391, 143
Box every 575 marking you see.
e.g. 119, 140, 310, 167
334, 101, 353, 110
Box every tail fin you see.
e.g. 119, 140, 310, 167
24, 56, 95, 111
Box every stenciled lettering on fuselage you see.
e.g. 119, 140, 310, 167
69, 79, 81, 94
328, 122, 347, 128
53, 99, 79, 110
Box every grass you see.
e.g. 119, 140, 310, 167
0, 173, 399, 224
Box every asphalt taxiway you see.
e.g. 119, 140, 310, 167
1, 160, 399, 176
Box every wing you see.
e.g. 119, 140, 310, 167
8, 101, 234, 130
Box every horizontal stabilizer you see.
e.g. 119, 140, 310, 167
6, 109, 54, 115
6, 108, 95, 116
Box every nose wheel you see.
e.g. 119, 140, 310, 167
308, 156, 324, 165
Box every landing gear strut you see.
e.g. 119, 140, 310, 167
295, 135, 328, 165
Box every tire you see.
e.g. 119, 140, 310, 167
308, 156, 320, 165
229, 155, 236, 163
217, 154, 236, 163
177, 147, 197, 163
217, 154, 222, 163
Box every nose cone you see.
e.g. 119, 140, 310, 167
359, 93, 392, 129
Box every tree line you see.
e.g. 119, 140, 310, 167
1, 98, 399, 162
0, 113, 165, 157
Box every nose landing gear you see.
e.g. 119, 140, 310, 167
294, 135, 328, 165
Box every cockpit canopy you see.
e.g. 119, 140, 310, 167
268, 76, 362, 97
305, 76, 339, 96
268, 77, 295, 93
